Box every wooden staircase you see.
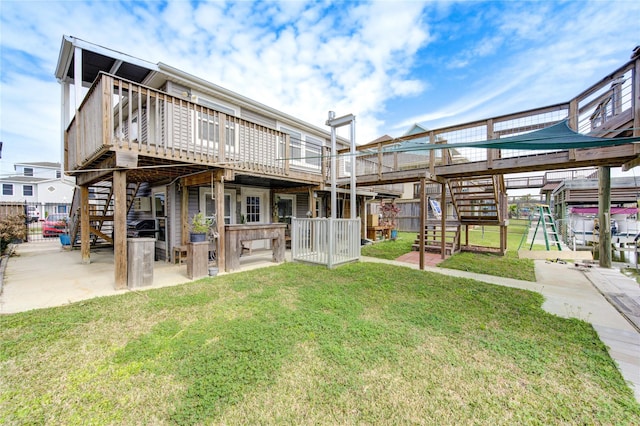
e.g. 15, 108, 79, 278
412, 221, 461, 255
68, 182, 140, 248
448, 175, 504, 225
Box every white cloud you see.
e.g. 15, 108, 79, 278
0, 0, 638, 170
396, 1, 640, 133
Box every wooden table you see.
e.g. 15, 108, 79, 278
225, 223, 287, 272
367, 225, 392, 241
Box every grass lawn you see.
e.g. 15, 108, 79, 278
362, 222, 540, 281
2, 262, 638, 424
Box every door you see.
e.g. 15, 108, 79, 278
242, 188, 270, 250
152, 187, 166, 259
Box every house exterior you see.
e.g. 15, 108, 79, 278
0, 162, 75, 219
552, 177, 640, 242
55, 36, 397, 287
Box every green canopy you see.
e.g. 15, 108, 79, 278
384, 120, 640, 153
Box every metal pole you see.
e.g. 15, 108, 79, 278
329, 111, 336, 220
350, 119, 356, 219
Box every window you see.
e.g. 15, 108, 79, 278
281, 127, 302, 163
280, 127, 322, 170
342, 154, 352, 177
56, 170, 61, 179
276, 195, 295, 223
2, 184, 13, 196
196, 111, 238, 154
23, 185, 33, 197
154, 193, 165, 217
199, 188, 235, 225
305, 136, 323, 169
23, 168, 33, 177
246, 196, 261, 223
198, 111, 217, 142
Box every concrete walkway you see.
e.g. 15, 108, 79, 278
1, 241, 639, 402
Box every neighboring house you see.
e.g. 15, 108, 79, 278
552, 177, 640, 241
55, 36, 392, 287
0, 162, 75, 219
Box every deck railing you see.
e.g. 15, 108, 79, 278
291, 218, 360, 268
335, 55, 638, 180
66, 73, 317, 181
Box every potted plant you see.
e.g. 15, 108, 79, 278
190, 212, 212, 242
379, 200, 400, 240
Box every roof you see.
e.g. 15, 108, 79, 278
55, 36, 157, 85
553, 176, 640, 194
14, 162, 61, 169
540, 182, 560, 192
571, 207, 637, 215
55, 36, 344, 145
0, 176, 49, 183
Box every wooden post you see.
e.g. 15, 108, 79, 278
568, 99, 578, 161
308, 187, 316, 218
429, 132, 436, 175
487, 119, 495, 169
634, 53, 640, 137
598, 166, 611, 268
215, 171, 225, 271
80, 185, 90, 264
187, 241, 209, 279
113, 170, 128, 289
181, 183, 189, 245
441, 181, 446, 259
377, 143, 383, 181
465, 225, 469, 247
419, 177, 425, 270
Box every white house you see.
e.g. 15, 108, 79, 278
0, 162, 75, 218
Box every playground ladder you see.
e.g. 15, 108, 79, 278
530, 204, 562, 250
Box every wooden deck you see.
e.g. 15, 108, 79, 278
66, 74, 326, 187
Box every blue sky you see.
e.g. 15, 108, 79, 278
0, 0, 639, 179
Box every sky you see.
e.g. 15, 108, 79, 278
0, 0, 639, 182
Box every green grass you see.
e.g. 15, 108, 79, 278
1, 262, 638, 424
438, 251, 536, 281
360, 231, 414, 260
362, 222, 540, 281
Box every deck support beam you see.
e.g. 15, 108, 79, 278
440, 181, 446, 259
80, 185, 90, 264
214, 170, 225, 272
419, 177, 426, 270
113, 170, 128, 289
598, 166, 612, 268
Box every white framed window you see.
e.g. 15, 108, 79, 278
23, 185, 33, 197
2, 184, 13, 196
280, 126, 302, 165
195, 111, 239, 155
342, 153, 352, 177
305, 136, 323, 170
23, 167, 33, 177
245, 195, 261, 223
280, 127, 323, 170
199, 188, 236, 225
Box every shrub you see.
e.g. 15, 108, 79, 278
0, 213, 27, 254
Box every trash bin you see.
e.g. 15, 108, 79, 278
128, 238, 155, 288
